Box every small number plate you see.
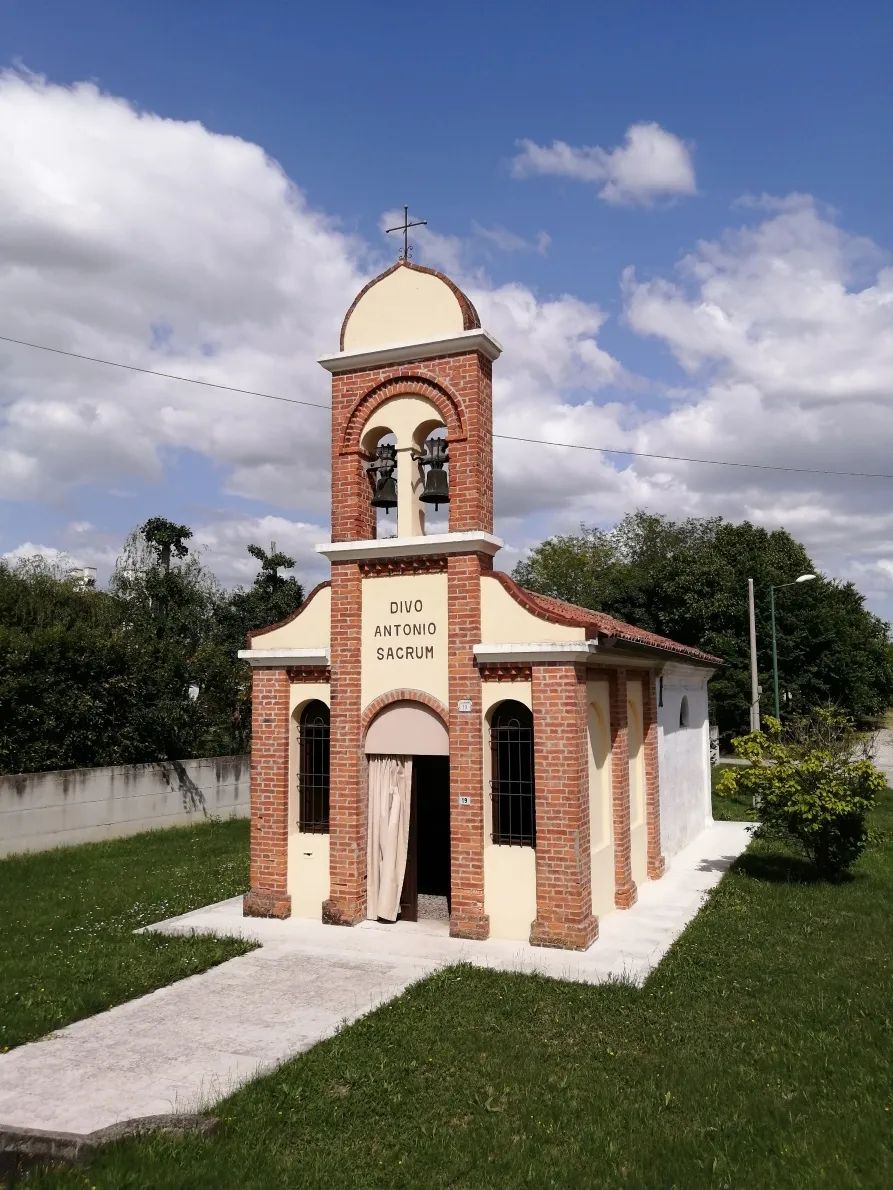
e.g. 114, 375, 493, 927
458, 796, 471, 806
457, 699, 473, 713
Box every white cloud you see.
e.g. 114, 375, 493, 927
0, 69, 363, 513
512, 122, 696, 206
472, 222, 551, 254
2, 71, 893, 621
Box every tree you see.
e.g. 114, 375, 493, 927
140, 517, 192, 573
514, 512, 893, 740
0, 521, 309, 773
717, 711, 886, 878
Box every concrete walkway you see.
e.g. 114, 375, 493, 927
0, 820, 751, 1142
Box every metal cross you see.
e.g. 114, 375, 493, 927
385, 205, 427, 261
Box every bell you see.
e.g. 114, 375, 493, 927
419, 466, 450, 509
371, 473, 398, 511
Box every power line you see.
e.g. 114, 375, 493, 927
0, 334, 329, 411
2, 331, 892, 480
491, 433, 893, 480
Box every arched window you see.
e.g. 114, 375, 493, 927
679, 695, 690, 729
299, 701, 330, 833
490, 700, 535, 847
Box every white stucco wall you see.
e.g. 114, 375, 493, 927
0, 756, 249, 857
482, 682, 537, 940
288, 683, 331, 918
657, 664, 713, 860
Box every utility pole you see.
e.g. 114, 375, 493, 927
748, 578, 761, 733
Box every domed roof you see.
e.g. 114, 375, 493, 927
340, 261, 480, 352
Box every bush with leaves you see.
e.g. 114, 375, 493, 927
717, 710, 886, 877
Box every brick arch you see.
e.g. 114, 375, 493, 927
360, 688, 449, 740
340, 375, 467, 456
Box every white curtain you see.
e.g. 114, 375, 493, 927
366, 755, 413, 922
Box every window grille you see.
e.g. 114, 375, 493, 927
299, 701, 330, 833
490, 700, 535, 847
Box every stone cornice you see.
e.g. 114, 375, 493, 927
316, 531, 502, 563
318, 328, 503, 374
237, 647, 329, 668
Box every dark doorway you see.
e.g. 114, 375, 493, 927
399, 756, 450, 922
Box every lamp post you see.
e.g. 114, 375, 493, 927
769, 574, 817, 719
747, 578, 761, 732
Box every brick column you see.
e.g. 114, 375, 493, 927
529, 664, 598, 950
643, 671, 665, 880
448, 552, 489, 939
323, 562, 366, 925
243, 667, 292, 918
609, 668, 637, 909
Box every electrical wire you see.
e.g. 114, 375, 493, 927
2, 332, 892, 480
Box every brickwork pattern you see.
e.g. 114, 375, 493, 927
286, 666, 331, 684
243, 667, 292, 918
448, 553, 490, 939
478, 663, 533, 683
642, 671, 666, 880
323, 562, 366, 926
528, 664, 599, 950
609, 668, 637, 909
331, 355, 493, 544
359, 556, 448, 578
360, 689, 449, 735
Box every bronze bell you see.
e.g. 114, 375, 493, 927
368, 442, 398, 512
371, 473, 398, 510
419, 466, 449, 508
415, 436, 450, 511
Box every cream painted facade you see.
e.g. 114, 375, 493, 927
243, 259, 718, 947
627, 679, 648, 888
342, 266, 466, 353
481, 681, 538, 940
587, 679, 615, 918
361, 573, 449, 710
480, 575, 583, 643
288, 682, 331, 917
249, 563, 715, 939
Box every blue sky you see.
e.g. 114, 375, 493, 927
2, 0, 893, 615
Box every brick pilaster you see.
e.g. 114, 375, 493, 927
609, 668, 637, 909
323, 561, 366, 925
529, 664, 598, 950
448, 552, 490, 939
643, 671, 665, 880
243, 667, 291, 918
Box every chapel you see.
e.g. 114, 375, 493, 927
239, 258, 719, 950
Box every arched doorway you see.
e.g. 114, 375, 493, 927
364, 700, 450, 923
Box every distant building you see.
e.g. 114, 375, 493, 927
239, 261, 719, 949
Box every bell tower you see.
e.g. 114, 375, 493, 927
319, 260, 500, 545
316, 260, 502, 939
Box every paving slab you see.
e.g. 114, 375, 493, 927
0, 820, 751, 1141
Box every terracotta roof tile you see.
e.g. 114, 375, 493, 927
487, 572, 721, 665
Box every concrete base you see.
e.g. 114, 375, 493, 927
0, 821, 751, 1144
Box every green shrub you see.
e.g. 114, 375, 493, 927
717, 709, 886, 878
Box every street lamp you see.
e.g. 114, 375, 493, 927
770, 574, 817, 719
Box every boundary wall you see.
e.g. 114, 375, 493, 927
0, 755, 249, 857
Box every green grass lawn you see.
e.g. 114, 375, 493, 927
0, 819, 253, 1051
23, 793, 893, 1189
711, 762, 758, 821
